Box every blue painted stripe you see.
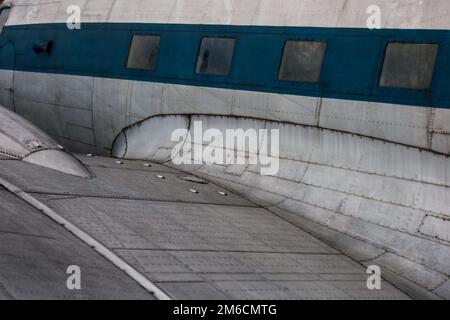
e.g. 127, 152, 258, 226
0, 22, 449, 108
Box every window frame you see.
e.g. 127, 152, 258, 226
277, 39, 327, 84
378, 41, 440, 91
194, 36, 237, 77
370, 38, 443, 102
126, 34, 161, 72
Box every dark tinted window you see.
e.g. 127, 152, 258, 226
278, 40, 326, 83
196, 37, 235, 76
127, 35, 160, 70
380, 43, 439, 90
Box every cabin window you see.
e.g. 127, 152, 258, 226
196, 37, 235, 76
127, 35, 160, 70
380, 43, 439, 90
278, 40, 326, 83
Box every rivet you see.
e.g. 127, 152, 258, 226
143, 163, 152, 167
218, 191, 228, 196
189, 188, 199, 194
115, 160, 123, 164
86, 153, 94, 157
156, 174, 166, 179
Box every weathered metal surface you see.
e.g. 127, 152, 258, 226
4, 0, 450, 29
0, 188, 154, 300
113, 114, 450, 299
0, 0, 448, 300
0, 156, 409, 299
2, 0, 450, 155
4, 71, 450, 157
0, 105, 92, 178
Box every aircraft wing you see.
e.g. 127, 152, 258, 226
0, 154, 408, 299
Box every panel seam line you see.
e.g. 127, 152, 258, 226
0, 176, 172, 301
